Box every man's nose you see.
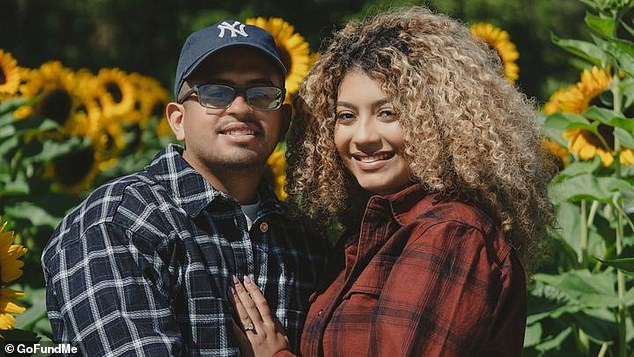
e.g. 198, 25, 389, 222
225, 94, 252, 116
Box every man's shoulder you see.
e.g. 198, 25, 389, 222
42, 170, 169, 265
75, 170, 164, 223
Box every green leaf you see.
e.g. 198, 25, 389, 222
533, 270, 621, 308
604, 41, 634, 78
524, 323, 543, 347
555, 157, 601, 180
585, 12, 615, 37
594, 256, 634, 272
545, 112, 593, 132
582, 109, 634, 139
527, 288, 574, 324
0, 98, 28, 117
15, 287, 48, 331
549, 174, 634, 203
534, 327, 573, 353
571, 310, 616, 344
1, 175, 30, 196
552, 201, 582, 259
620, 18, 634, 38
583, 106, 616, 124
4, 201, 63, 228
610, 38, 634, 57
22, 137, 89, 164
583, 106, 634, 131
0, 135, 19, 157
0, 117, 59, 140
615, 127, 634, 148
619, 77, 634, 109
551, 33, 608, 67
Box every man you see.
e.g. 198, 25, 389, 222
42, 20, 326, 356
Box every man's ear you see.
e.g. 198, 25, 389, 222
166, 102, 186, 141
278, 103, 292, 143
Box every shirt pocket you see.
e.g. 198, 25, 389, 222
344, 251, 397, 298
188, 296, 228, 320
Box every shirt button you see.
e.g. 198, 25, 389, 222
318, 309, 323, 316
259, 222, 269, 233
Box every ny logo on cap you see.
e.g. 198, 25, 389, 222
217, 21, 249, 38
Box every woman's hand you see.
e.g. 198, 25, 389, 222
231, 275, 290, 356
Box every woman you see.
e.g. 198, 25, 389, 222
231, 6, 554, 356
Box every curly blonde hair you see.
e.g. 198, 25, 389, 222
287, 6, 555, 261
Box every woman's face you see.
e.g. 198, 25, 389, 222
334, 70, 412, 196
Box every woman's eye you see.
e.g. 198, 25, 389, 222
336, 112, 354, 121
378, 109, 395, 118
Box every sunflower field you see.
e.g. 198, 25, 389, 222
0, 0, 634, 354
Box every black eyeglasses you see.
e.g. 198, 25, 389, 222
178, 83, 285, 111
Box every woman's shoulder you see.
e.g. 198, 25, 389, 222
403, 193, 496, 234
402, 194, 518, 267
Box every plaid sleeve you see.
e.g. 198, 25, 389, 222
45, 222, 182, 356
369, 220, 508, 356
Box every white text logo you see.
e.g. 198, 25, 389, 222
217, 21, 248, 38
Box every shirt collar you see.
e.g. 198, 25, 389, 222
382, 182, 435, 226
145, 144, 286, 217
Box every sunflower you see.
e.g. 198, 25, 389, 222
0, 217, 26, 330
0, 49, 21, 97
47, 142, 104, 194
16, 61, 78, 128
128, 72, 169, 127
0, 288, 25, 330
245, 17, 311, 100
542, 85, 584, 115
470, 23, 520, 83
71, 92, 103, 138
542, 67, 632, 166
563, 128, 614, 166
266, 144, 288, 200
95, 68, 136, 118
0, 218, 27, 285
621, 149, 634, 165
542, 138, 570, 166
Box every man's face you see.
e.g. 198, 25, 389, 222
174, 47, 288, 176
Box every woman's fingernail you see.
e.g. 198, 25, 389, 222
243, 275, 252, 285
232, 275, 239, 284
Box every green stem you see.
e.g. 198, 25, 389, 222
613, 87, 623, 178
587, 200, 599, 227
578, 328, 590, 354
580, 200, 588, 264
597, 342, 608, 357
617, 213, 626, 357
609, 55, 628, 357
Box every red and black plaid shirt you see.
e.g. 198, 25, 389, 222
279, 183, 526, 356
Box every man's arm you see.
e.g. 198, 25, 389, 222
44, 222, 183, 356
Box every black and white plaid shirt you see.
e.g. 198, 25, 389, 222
42, 144, 327, 356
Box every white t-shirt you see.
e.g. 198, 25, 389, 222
241, 197, 261, 230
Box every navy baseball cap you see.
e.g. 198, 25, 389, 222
173, 20, 287, 99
